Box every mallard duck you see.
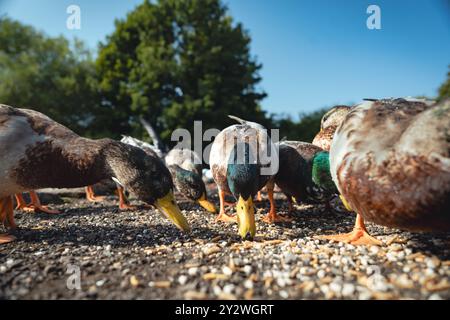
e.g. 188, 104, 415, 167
121, 136, 217, 213
321, 98, 449, 245
165, 148, 217, 213
15, 191, 60, 214
312, 105, 351, 151
210, 115, 277, 239
0, 104, 190, 244
265, 141, 337, 223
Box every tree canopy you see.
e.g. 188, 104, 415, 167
96, 0, 268, 144
438, 66, 450, 102
0, 16, 101, 137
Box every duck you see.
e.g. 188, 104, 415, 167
312, 105, 351, 151
320, 98, 449, 245
121, 136, 217, 213
209, 115, 277, 239
264, 141, 337, 223
165, 148, 217, 213
0, 104, 190, 244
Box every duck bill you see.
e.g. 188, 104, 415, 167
339, 195, 352, 211
155, 191, 191, 232
236, 195, 256, 240
197, 193, 217, 213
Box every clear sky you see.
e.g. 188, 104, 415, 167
1, 0, 449, 118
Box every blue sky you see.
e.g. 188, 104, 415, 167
1, 0, 449, 118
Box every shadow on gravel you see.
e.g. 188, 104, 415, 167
12, 224, 229, 248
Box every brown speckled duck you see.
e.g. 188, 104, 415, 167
312, 105, 351, 151
0, 104, 190, 244
321, 98, 449, 245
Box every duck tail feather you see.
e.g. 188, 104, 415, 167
228, 115, 247, 125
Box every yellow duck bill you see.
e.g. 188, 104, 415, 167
155, 191, 191, 232
197, 193, 217, 213
236, 195, 256, 240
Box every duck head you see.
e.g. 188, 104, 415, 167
227, 142, 259, 240
169, 165, 217, 213
311, 151, 337, 194
106, 142, 190, 232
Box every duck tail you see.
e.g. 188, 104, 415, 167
139, 116, 166, 151
228, 115, 248, 125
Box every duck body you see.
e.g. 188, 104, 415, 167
312, 105, 351, 151
330, 98, 450, 233
273, 141, 336, 204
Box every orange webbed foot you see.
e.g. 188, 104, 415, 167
119, 203, 137, 211
319, 229, 382, 246
0, 233, 15, 245
262, 211, 292, 224
318, 214, 382, 246
215, 211, 237, 223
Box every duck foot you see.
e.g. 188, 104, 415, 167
0, 233, 15, 245
215, 212, 237, 223
85, 186, 105, 202
263, 211, 292, 224
17, 191, 60, 214
117, 187, 136, 210
319, 214, 382, 246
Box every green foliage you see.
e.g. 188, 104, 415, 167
96, 0, 267, 144
0, 16, 101, 137
271, 109, 327, 143
438, 66, 450, 102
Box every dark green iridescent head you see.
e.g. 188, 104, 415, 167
171, 165, 206, 201
226, 142, 260, 200
311, 151, 337, 193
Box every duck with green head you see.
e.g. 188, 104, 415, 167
121, 137, 217, 213
265, 141, 337, 223
210, 116, 275, 240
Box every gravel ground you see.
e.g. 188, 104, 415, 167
1, 188, 449, 300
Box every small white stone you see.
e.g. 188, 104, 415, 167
244, 279, 254, 289
317, 269, 326, 278
428, 293, 443, 300
222, 266, 233, 276
188, 267, 198, 276
342, 283, 355, 296
279, 290, 289, 299
243, 265, 252, 275
223, 284, 235, 294
178, 275, 188, 285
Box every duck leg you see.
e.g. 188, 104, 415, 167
1, 196, 16, 244
85, 185, 105, 202
256, 191, 263, 202
263, 184, 292, 223
319, 214, 382, 245
15, 191, 60, 214
15, 193, 29, 210
215, 189, 237, 223
117, 186, 136, 210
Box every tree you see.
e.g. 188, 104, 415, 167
0, 17, 101, 137
272, 109, 328, 143
438, 66, 450, 102
96, 0, 267, 144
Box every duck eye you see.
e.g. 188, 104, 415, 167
241, 206, 244, 210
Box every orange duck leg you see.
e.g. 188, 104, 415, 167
117, 186, 136, 210
1, 196, 16, 244
215, 189, 237, 223
85, 185, 105, 202
262, 186, 292, 223
15, 191, 60, 214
